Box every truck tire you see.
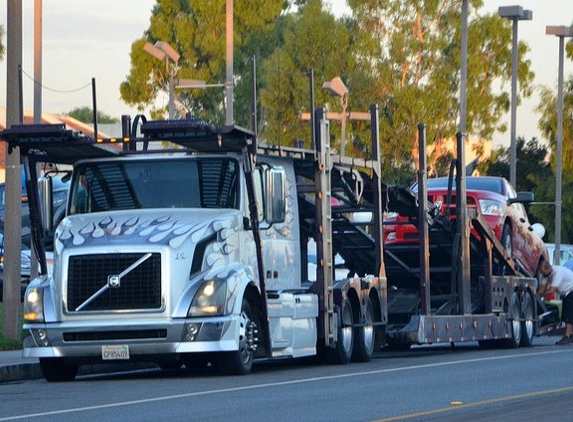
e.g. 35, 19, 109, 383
325, 299, 354, 365
216, 299, 256, 375
505, 292, 521, 348
39, 358, 78, 382
352, 297, 375, 362
520, 292, 535, 347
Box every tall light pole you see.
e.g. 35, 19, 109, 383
499, 6, 532, 188
322, 76, 349, 155
546, 25, 573, 264
143, 41, 180, 119
4, 0, 23, 340
226, 0, 234, 125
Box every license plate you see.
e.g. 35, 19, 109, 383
101, 345, 130, 360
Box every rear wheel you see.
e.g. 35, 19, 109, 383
216, 299, 257, 375
520, 292, 535, 347
352, 297, 375, 362
40, 358, 78, 382
325, 299, 354, 365
505, 292, 521, 348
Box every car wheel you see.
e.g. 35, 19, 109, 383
501, 223, 513, 260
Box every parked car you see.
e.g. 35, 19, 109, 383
384, 176, 548, 278
0, 232, 55, 302
0, 175, 70, 248
545, 243, 573, 267
0, 232, 32, 301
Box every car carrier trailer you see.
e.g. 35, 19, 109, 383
0, 106, 560, 382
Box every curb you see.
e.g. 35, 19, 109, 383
0, 363, 42, 383
1, 361, 158, 383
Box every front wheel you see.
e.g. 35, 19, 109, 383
325, 299, 354, 365
40, 358, 78, 382
495, 223, 513, 276
216, 299, 257, 375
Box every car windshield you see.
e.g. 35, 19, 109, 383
412, 177, 504, 195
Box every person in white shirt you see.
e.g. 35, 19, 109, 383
538, 261, 573, 345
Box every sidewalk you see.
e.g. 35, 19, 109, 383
0, 350, 42, 382
0, 349, 157, 383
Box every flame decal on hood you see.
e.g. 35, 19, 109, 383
55, 210, 239, 251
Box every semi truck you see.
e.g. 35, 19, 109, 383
0, 106, 559, 382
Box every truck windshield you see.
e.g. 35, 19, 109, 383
68, 157, 239, 214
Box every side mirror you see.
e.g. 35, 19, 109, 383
530, 223, 546, 239
508, 191, 534, 204
38, 176, 54, 232
265, 167, 286, 224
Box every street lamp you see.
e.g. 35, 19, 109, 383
322, 76, 349, 154
498, 5, 532, 188
176, 79, 225, 89
144, 41, 180, 119
546, 25, 573, 264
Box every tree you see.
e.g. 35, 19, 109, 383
67, 106, 118, 124
482, 137, 550, 193
339, 0, 534, 184
0, 25, 5, 61
481, 137, 573, 243
534, 38, 573, 243
120, 0, 285, 126
259, 0, 355, 148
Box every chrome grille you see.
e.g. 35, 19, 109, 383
67, 253, 162, 312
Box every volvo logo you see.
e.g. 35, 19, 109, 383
107, 275, 121, 288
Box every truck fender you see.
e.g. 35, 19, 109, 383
174, 263, 259, 317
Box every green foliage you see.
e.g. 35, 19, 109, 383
121, 0, 535, 188
120, 0, 285, 127
342, 0, 533, 184
260, 0, 355, 148
483, 137, 550, 192
0, 303, 24, 350
533, 39, 573, 243
0, 25, 4, 61
482, 137, 562, 240
67, 106, 119, 124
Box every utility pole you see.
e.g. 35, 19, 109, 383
3, 0, 23, 339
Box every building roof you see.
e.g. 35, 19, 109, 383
0, 107, 111, 170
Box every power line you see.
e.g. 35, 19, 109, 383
22, 69, 92, 94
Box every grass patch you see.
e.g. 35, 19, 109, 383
0, 302, 25, 350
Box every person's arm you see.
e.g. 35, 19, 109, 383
537, 282, 555, 298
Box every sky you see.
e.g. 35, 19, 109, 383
0, 0, 572, 148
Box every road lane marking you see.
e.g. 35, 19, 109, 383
372, 386, 573, 421
1, 347, 571, 421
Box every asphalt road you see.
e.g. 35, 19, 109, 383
1, 336, 572, 421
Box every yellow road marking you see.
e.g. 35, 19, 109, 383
372, 386, 573, 421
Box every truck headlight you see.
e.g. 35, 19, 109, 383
478, 199, 503, 216
188, 279, 227, 316
24, 287, 44, 322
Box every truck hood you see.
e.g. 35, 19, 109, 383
54, 209, 242, 251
